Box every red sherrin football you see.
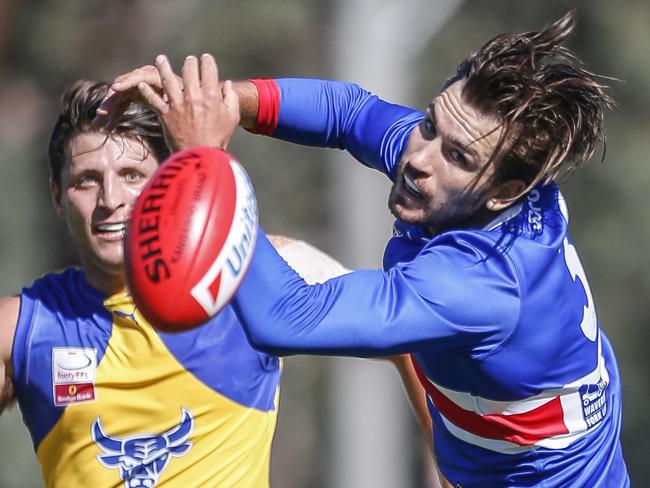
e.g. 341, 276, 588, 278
125, 146, 258, 332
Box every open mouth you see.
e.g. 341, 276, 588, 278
403, 172, 422, 198
94, 221, 127, 237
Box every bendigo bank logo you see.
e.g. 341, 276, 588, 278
92, 409, 194, 488
52, 347, 97, 406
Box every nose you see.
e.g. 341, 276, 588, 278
409, 139, 439, 174
98, 173, 127, 211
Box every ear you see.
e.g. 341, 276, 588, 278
50, 178, 65, 220
485, 179, 526, 212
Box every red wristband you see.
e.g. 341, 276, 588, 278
247, 79, 280, 136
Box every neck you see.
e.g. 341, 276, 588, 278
425, 206, 501, 237
81, 263, 127, 297
87, 274, 127, 297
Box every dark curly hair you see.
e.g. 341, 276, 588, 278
449, 10, 615, 197
48, 80, 170, 187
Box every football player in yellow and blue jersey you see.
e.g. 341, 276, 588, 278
0, 80, 354, 488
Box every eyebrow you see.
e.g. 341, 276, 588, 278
426, 102, 480, 162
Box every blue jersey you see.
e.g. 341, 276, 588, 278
235, 78, 629, 486
13, 268, 280, 487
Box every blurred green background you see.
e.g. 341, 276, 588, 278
0, 0, 647, 486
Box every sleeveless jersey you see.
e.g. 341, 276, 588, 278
13, 268, 280, 488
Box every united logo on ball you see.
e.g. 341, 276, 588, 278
125, 146, 258, 332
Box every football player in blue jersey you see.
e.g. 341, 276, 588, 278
0, 79, 432, 487
99, 9, 629, 487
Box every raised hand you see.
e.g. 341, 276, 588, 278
95, 54, 240, 152
134, 54, 240, 152
93, 64, 167, 131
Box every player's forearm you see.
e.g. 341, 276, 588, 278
231, 80, 259, 129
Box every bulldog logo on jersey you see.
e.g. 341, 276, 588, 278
91, 408, 194, 488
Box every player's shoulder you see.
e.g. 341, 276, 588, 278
0, 295, 20, 325
0, 272, 80, 370
28, 267, 81, 288
20, 268, 105, 326
424, 228, 515, 266
410, 230, 523, 313
22, 267, 88, 300
0, 270, 79, 366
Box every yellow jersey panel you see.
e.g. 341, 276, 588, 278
14, 270, 280, 488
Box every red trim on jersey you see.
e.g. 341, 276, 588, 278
410, 355, 569, 446
248, 79, 280, 136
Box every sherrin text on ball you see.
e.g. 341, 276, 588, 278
125, 146, 258, 331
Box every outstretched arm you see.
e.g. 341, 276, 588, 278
101, 54, 518, 356
95, 56, 423, 178
0, 296, 19, 415
99, 52, 517, 357
233, 230, 519, 356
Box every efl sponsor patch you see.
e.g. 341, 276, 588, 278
52, 347, 97, 406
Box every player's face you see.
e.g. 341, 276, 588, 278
51, 132, 159, 291
389, 80, 511, 235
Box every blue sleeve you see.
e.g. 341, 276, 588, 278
232, 229, 521, 357
274, 78, 424, 179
